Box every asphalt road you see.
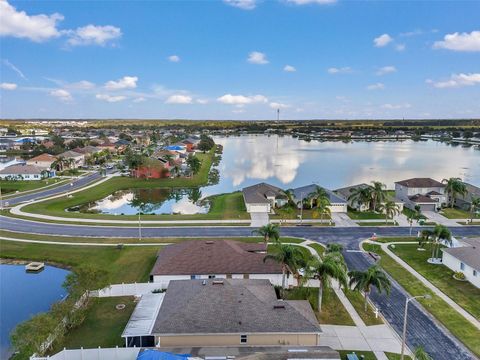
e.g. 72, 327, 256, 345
0, 172, 102, 207
0, 218, 479, 359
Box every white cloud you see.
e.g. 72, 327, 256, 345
381, 103, 411, 110
376, 66, 397, 76
50, 89, 72, 102
0, 82, 17, 90
247, 51, 269, 65
433, 31, 480, 52
165, 94, 193, 104
168, 55, 180, 62
217, 94, 268, 105
223, 0, 257, 10
2, 59, 27, 80
283, 65, 296, 72
196, 99, 209, 104
374, 34, 393, 47
0, 0, 63, 42
269, 102, 290, 109
96, 94, 126, 102
327, 67, 352, 74
395, 43, 406, 51
133, 97, 146, 103
286, 0, 337, 4
66, 25, 121, 46
426, 73, 480, 88
366, 82, 385, 90
67, 80, 95, 90
104, 76, 138, 90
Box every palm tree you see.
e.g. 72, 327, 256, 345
413, 346, 433, 360
470, 196, 480, 222
263, 242, 306, 292
428, 224, 452, 261
307, 253, 348, 312
284, 189, 298, 208
312, 197, 331, 223
308, 186, 329, 208
252, 224, 280, 244
442, 177, 467, 208
371, 181, 387, 212
378, 200, 400, 224
326, 243, 344, 253
348, 186, 374, 211
418, 229, 433, 249
348, 265, 391, 311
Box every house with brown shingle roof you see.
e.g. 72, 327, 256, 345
149, 240, 296, 287
395, 178, 446, 212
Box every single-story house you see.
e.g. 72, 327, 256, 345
26, 153, 58, 170
58, 150, 85, 168
442, 237, 480, 288
0, 164, 45, 180
290, 184, 347, 213
395, 178, 446, 212
72, 146, 101, 156
242, 182, 288, 213
123, 279, 321, 348
455, 183, 480, 211
131, 158, 170, 179
149, 240, 294, 287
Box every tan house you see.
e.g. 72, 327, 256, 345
123, 279, 321, 348
26, 153, 58, 170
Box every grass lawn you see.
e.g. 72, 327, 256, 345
362, 243, 480, 357
284, 287, 354, 326
271, 208, 332, 220
344, 289, 383, 325
440, 207, 479, 219
347, 209, 385, 220
358, 221, 397, 226
308, 243, 325, 256
374, 237, 418, 243
50, 297, 135, 352
390, 243, 480, 320
0, 179, 66, 195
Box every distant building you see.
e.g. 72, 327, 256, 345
395, 178, 446, 212
290, 184, 347, 213
0, 156, 25, 170
131, 158, 170, 179
242, 182, 287, 213
0, 164, 45, 180
442, 238, 480, 288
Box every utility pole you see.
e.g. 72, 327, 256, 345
138, 211, 142, 241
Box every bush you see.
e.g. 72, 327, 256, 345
453, 271, 466, 280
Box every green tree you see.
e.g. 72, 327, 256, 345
186, 155, 201, 174
370, 181, 387, 212
252, 223, 280, 244
378, 200, 400, 224
348, 186, 374, 211
442, 177, 467, 208
326, 243, 344, 253
470, 196, 480, 222
307, 253, 348, 312
312, 196, 331, 223
348, 265, 391, 311
428, 224, 452, 260
63, 264, 109, 304
197, 135, 215, 153
264, 242, 306, 293
307, 185, 328, 208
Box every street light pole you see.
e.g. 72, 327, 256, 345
138, 211, 142, 241
300, 191, 305, 224
401, 294, 431, 360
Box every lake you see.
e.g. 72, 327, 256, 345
82, 136, 480, 215
0, 264, 69, 359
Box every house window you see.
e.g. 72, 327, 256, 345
208, 275, 216, 279
240, 335, 247, 344
190, 275, 199, 280
460, 262, 465, 271
474, 270, 477, 277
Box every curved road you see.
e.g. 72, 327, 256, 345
1, 216, 479, 359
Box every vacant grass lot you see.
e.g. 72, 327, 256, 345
1, 179, 66, 195
362, 243, 480, 357
390, 243, 480, 320
347, 209, 384, 220
440, 207, 479, 219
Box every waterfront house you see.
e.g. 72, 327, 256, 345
149, 240, 294, 287
335, 183, 404, 212
131, 158, 170, 179
395, 178, 446, 212
455, 183, 480, 212
122, 279, 321, 348
442, 237, 480, 288
242, 182, 288, 213
291, 184, 347, 213
0, 164, 45, 180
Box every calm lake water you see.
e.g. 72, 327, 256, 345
0, 264, 69, 359
84, 135, 480, 214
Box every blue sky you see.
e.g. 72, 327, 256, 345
0, 0, 479, 120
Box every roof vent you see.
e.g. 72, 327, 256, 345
273, 303, 286, 309
202, 280, 207, 286
205, 241, 214, 244
212, 280, 224, 285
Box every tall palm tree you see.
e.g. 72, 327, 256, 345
442, 177, 467, 208
308, 186, 329, 208
326, 243, 344, 254
428, 224, 452, 260
413, 346, 433, 360
307, 253, 348, 312
348, 186, 374, 211
348, 265, 391, 311
284, 189, 298, 208
263, 242, 306, 292
371, 181, 387, 212
470, 196, 480, 222
312, 196, 331, 223
252, 224, 280, 244
378, 200, 400, 224
418, 229, 433, 249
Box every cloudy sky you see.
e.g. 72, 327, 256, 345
0, 0, 479, 120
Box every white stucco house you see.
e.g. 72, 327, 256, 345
242, 182, 287, 213
395, 178, 446, 212
442, 237, 480, 289
291, 184, 347, 213
0, 164, 46, 180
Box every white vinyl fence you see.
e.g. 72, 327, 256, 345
30, 346, 140, 360
90, 282, 168, 298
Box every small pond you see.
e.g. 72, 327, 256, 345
0, 264, 70, 359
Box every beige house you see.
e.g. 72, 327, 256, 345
395, 178, 446, 212
26, 153, 58, 170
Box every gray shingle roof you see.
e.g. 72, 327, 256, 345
0, 164, 42, 175
395, 178, 445, 188
291, 184, 346, 204
242, 183, 286, 204
334, 183, 370, 200
443, 240, 480, 271
151, 279, 321, 335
